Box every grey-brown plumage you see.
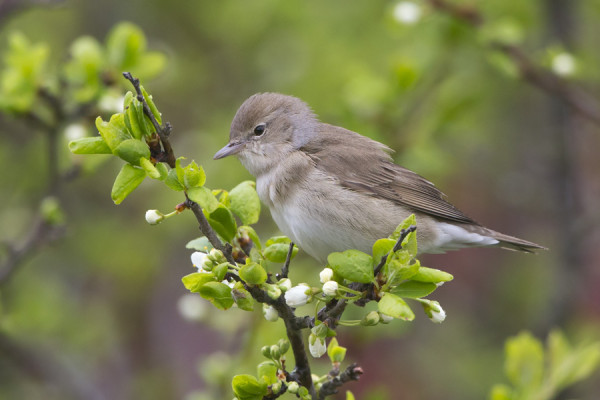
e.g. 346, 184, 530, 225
214, 93, 545, 263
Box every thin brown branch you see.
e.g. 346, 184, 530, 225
122, 72, 176, 167
277, 242, 295, 279
317, 363, 363, 400
426, 0, 600, 127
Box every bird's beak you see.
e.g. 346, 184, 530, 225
213, 139, 245, 160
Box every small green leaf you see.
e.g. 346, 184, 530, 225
372, 238, 395, 267
181, 272, 217, 293
233, 287, 255, 311
165, 169, 184, 191
212, 262, 229, 281
205, 205, 237, 242
390, 214, 416, 240
327, 250, 374, 284
346, 391, 356, 400
175, 157, 185, 185
327, 338, 347, 364
391, 281, 437, 298
489, 384, 514, 400
265, 236, 291, 247
183, 161, 206, 188
387, 258, 419, 283
111, 164, 146, 204
113, 138, 150, 165
256, 361, 277, 385
198, 282, 234, 310
139, 157, 161, 179
68, 137, 112, 154
231, 374, 268, 400
378, 293, 415, 321
229, 180, 261, 225
505, 331, 544, 390
186, 237, 214, 252
187, 186, 219, 213
411, 267, 453, 283
125, 100, 145, 139
95, 114, 131, 150
263, 243, 297, 263
154, 162, 169, 180
239, 262, 267, 285
141, 86, 162, 125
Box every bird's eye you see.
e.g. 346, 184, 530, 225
253, 123, 266, 136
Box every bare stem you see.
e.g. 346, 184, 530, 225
317, 363, 363, 400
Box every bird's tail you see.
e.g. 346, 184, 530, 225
485, 229, 547, 253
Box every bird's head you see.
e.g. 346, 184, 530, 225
213, 93, 318, 176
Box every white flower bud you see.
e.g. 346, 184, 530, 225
393, 1, 422, 25
145, 209, 164, 225
322, 281, 339, 296
430, 302, 446, 323
262, 305, 279, 322
309, 333, 327, 358
379, 313, 394, 323
284, 284, 311, 307
278, 278, 292, 291
287, 381, 299, 394
319, 267, 334, 283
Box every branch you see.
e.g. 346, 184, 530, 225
277, 242, 295, 279
317, 363, 363, 400
122, 72, 176, 167
426, 0, 600, 126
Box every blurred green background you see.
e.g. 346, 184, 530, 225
1, 0, 599, 399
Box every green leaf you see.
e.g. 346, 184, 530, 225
372, 238, 395, 267
183, 161, 206, 188
505, 331, 544, 390
346, 391, 356, 400
232, 287, 255, 311
265, 236, 291, 247
113, 138, 150, 165
212, 262, 229, 281
125, 100, 145, 139
141, 86, 162, 124
391, 281, 437, 298
548, 330, 600, 390
328, 250, 374, 284
205, 205, 237, 242
68, 137, 111, 154
239, 262, 267, 285
411, 267, 453, 283
390, 214, 416, 240
231, 374, 268, 400
139, 157, 161, 179
378, 293, 415, 321
181, 272, 217, 293
164, 169, 184, 191
187, 186, 219, 213
198, 282, 234, 310
154, 162, 169, 180
106, 22, 146, 71
95, 114, 131, 151
386, 254, 419, 283
263, 243, 297, 263
111, 164, 146, 204
327, 338, 347, 364
229, 180, 261, 225
186, 237, 214, 252
239, 226, 262, 251
64, 36, 104, 103
256, 361, 277, 385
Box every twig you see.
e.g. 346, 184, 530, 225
425, 0, 600, 127
122, 72, 176, 167
317, 363, 363, 400
277, 242, 295, 279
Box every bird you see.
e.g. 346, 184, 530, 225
214, 93, 545, 264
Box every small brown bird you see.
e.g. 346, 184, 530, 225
214, 93, 545, 263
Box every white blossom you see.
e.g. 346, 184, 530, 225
379, 313, 394, 323
552, 52, 576, 77
177, 293, 207, 321
309, 334, 327, 358
284, 284, 311, 307
262, 305, 279, 322
145, 209, 164, 225
278, 278, 292, 291
64, 124, 87, 141
322, 280, 339, 296
393, 2, 422, 25
319, 267, 334, 283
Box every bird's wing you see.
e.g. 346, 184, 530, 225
301, 124, 477, 224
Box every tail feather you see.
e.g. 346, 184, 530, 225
486, 229, 547, 253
